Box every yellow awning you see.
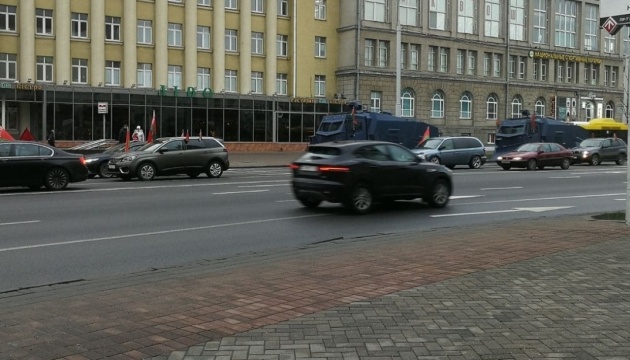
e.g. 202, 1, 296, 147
578, 118, 628, 131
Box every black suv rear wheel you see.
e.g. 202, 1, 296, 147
345, 183, 373, 214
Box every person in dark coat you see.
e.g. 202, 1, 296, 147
47, 129, 55, 147
118, 124, 128, 143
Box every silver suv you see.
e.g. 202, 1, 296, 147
108, 137, 229, 181
411, 136, 487, 169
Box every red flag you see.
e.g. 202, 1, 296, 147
351, 107, 357, 125
147, 111, 157, 142
199, 129, 203, 141
19, 128, 37, 141
125, 125, 130, 152
530, 113, 537, 131
418, 127, 430, 146
0, 126, 14, 140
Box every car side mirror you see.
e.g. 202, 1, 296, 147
159, 148, 169, 153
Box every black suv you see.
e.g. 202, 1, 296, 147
108, 137, 229, 181
572, 138, 627, 165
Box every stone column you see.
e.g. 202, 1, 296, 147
90, 0, 105, 86
55, 0, 71, 85
19, 0, 35, 83
212, 0, 225, 91
265, 0, 278, 95
155, 0, 168, 88
185, 0, 198, 89
123, 0, 137, 88
239, 0, 252, 93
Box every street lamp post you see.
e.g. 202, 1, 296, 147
395, 1, 401, 117
624, 55, 630, 225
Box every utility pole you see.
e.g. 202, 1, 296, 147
625, 55, 630, 225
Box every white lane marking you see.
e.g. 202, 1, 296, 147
479, 187, 523, 191
455, 193, 625, 206
549, 176, 581, 179
0, 220, 40, 226
213, 190, 269, 195
615, 199, 627, 201
431, 206, 574, 218
238, 184, 289, 188
276, 199, 298, 203
449, 195, 483, 199
0, 214, 328, 253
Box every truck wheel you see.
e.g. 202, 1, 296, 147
616, 154, 627, 166
589, 154, 600, 166
527, 159, 537, 171
469, 155, 482, 169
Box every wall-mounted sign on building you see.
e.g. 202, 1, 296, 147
97, 102, 108, 114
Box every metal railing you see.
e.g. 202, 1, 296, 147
69, 139, 118, 150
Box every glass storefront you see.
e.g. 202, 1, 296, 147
0, 85, 346, 142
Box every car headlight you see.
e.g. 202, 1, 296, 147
417, 154, 426, 160
84, 158, 98, 163
582, 151, 590, 156
496, 156, 503, 160
121, 155, 138, 162
513, 157, 522, 160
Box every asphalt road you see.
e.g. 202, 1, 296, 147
0, 164, 627, 293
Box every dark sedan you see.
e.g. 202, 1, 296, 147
496, 142, 574, 170
85, 141, 146, 178
290, 140, 453, 214
0, 141, 88, 190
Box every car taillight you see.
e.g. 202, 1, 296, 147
318, 166, 350, 172
80, 156, 86, 166
289, 163, 299, 170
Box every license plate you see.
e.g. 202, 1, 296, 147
300, 165, 318, 172
501, 160, 510, 164
108, 164, 116, 170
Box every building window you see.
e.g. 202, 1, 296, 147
431, 92, 445, 118
168, 23, 183, 46
197, 68, 210, 89
72, 58, 88, 84
493, 54, 501, 77
483, 53, 490, 76
458, 0, 474, 34
252, 32, 264, 54
198, 0, 211, 6
486, 95, 498, 120
137, 20, 153, 44
370, 91, 382, 112
604, 34, 616, 54
0, 53, 16, 80
365, 39, 375, 66
105, 60, 120, 86
624, 28, 630, 56
251, 71, 263, 94
430, 0, 447, 30
364, 0, 386, 22
226, 29, 238, 52
378, 40, 389, 67
410, 44, 419, 70
225, 70, 238, 92
612, 68, 617, 87
315, 0, 327, 20
314, 75, 326, 97
167, 65, 182, 89
276, 73, 288, 95
509, 0, 524, 41
0, 5, 16, 32
401, 89, 414, 117
485, 0, 500, 37
439, 48, 448, 73
226, 0, 238, 10
252, 0, 264, 13
518, 57, 525, 79
197, 26, 210, 49
401, 44, 406, 69
511, 96, 522, 118
533, 0, 547, 44
584, 4, 597, 51
533, 58, 548, 81
429, 46, 436, 71
487, 133, 496, 145
557, 62, 564, 82
460, 93, 472, 119
554, 0, 576, 48
605, 102, 614, 118
315, 36, 326, 58
509, 56, 516, 79
467, 51, 476, 75
535, 98, 545, 116
604, 67, 609, 87
276, 34, 288, 56
36, 9, 54, 35
400, 0, 417, 26
36, 56, 54, 82
71, 13, 88, 38
137, 63, 152, 88
105, 16, 121, 41
278, 0, 288, 16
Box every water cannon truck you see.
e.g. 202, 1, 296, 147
309, 102, 439, 149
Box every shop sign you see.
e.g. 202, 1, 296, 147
157, 85, 214, 98
0, 82, 12, 88
291, 97, 348, 105
532, 51, 602, 64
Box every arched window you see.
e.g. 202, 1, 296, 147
585, 102, 595, 121
460, 92, 472, 119
401, 89, 415, 117
431, 91, 444, 118
605, 102, 614, 118
535, 97, 546, 117
486, 94, 498, 120
511, 96, 523, 118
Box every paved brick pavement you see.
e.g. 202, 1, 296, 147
1, 215, 629, 360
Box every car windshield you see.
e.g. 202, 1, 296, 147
318, 121, 343, 132
516, 143, 540, 152
137, 140, 165, 152
416, 139, 442, 150
497, 125, 525, 135
579, 139, 603, 148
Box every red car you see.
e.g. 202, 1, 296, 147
496, 142, 574, 171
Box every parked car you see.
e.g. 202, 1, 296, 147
290, 140, 453, 214
108, 137, 229, 181
571, 137, 627, 166
0, 141, 88, 190
411, 136, 487, 169
495, 142, 573, 170
85, 141, 146, 178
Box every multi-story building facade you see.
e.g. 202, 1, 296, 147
337, 0, 627, 145
0, 0, 626, 146
0, 0, 344, 143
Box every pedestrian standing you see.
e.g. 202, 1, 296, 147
47, 129, 56, 147
118, 124, 128, 143
135, 126, 145, 142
